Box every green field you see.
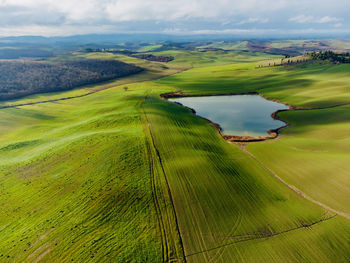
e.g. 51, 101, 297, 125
1, 46, 350, 262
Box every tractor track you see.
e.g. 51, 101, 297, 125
140, 94, 169, 262
141, 94, 187, 263
145, 136, 169, 262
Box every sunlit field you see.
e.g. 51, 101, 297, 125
1, 44, 350, 262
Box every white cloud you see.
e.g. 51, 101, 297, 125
104, 0, 285, 22
238, 17, 269, 25
0, 0, 288, 23
192, 28, 277, 34
0, 24, 121, 36
289, 15, 340, 24
0, 0, 348, 36
318, 16, 340, 23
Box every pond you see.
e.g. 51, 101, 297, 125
169, 95, 289, 137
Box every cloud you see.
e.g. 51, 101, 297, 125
0, 0, 348, 36
104, 0, 286, 22
192, 28, 277, 34
0, 0, 289, 24
237, 17, 269, 25
289, 15, 340, 24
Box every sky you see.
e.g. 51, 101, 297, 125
0, 0, 349, 36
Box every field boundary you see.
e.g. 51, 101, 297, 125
186, 214, 336, 258
240, 145, 350, 220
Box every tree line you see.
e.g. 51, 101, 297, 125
85, 49, 174, 63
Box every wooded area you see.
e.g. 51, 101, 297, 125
308, 51, 350, 63
0, 59, 143, 100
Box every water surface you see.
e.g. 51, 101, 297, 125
170, 95, 289, 137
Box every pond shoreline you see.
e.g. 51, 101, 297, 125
161, 90, 293, 143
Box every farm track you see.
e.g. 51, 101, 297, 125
208, 212, 242, 262
239, 144, 350, 220
186, 214, 336, 258
145, 136, 169, 262
141, 93, 187, 263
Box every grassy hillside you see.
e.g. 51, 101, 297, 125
0, 85, 163, 262
1, 47, 350, 262
149, 50, 281, 67
248, 105, 350, 214
0, 82, 191, 262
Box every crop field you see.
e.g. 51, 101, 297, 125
149, 50, 280, 67
1, 46, 350, 262
0, 84, 165, 262
247, 105, 350, 214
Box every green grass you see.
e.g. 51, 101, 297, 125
136, 44, 163, 52
248, 105, 350, 213
1, 84, 181, 262
0, 85, 160, 262
151, 50, 280, 67
200, 41, 250, 51
1, 47, 350, 262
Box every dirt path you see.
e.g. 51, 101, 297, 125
238, 144, 350, 220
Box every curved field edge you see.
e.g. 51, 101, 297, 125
247, 105, 350, 214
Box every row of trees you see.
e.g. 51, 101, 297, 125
84, 49, 174, 63
131, 54, 174, 62
308, 51, 350, 63
0, 59, 143, 101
